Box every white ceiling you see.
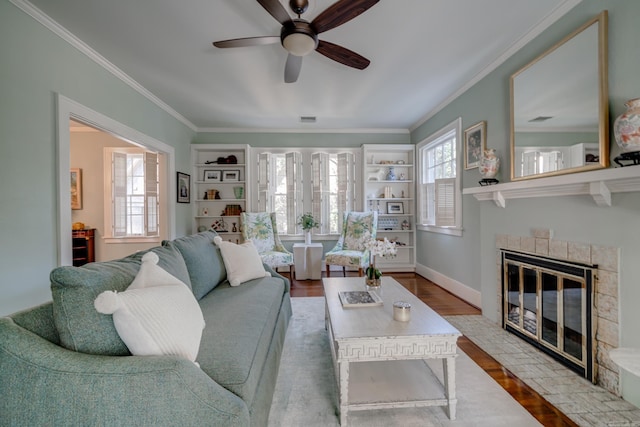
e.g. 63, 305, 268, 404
25, 0, 578, 131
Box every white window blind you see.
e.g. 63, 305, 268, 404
285, 152, 302, 234
257, 152, 270, 212
311, 152, 329, 234
435, 178, 455, 227
113, 152, 127, 237
145, 152, 159, 237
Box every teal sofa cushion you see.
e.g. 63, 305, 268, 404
51, 244, 191, 356
197, 276, 286, 405
166, 231, 227, 300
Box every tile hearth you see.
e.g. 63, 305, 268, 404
446, 315, 640, 427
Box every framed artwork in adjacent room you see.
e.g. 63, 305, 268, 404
70, 168, 82, 210
177, 172, 190, 203
464, 120, 486, 169
203, 169, 221, 182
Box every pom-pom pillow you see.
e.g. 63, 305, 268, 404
94, 252, 205, 363
213, 236, 270, 286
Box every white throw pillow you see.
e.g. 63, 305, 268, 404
213, 236, 270, 287
94, 252, 205, 363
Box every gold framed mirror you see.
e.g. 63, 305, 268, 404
510, 11, 608, 181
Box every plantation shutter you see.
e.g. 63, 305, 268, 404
435, 178, 456, 227
311, 153, 329, 234
112, 152, 127, 237
337, 152, 354, 213
285, 152, 302, 233
144, 152, 159, 237
257, 153, 270, 212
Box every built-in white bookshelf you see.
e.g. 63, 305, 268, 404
362, 144, 416, 272
191, 144, 249, 242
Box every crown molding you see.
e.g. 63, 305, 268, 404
196, 127, 410, 134
10, 0, 197, 133
409, 0, 582, 133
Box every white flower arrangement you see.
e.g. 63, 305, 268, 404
364, 237, 397, 280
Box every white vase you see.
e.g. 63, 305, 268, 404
479, 149, 500, 179
304, 231, 312, 245
614, 98, 640, 153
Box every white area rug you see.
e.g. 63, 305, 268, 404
268, 297, 542, 426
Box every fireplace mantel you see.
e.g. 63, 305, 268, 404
463, 166, 640, 208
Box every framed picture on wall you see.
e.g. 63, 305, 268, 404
177, 172, 190, 203
464, 121, 486, 169
70, 168, 82, 210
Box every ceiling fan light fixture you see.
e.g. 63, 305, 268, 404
283, 32, 316, 56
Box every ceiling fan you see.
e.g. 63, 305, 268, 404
213, 0, 379, 83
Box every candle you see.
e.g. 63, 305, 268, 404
393, 301, 411, 322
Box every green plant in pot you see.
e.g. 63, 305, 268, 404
297, 213, 319, 244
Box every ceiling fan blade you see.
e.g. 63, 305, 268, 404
213, 36, 280, 48
284, 54, 303, 83
257, 0, 293, 26
316, 40, 370, 70
311, 0, 379, 34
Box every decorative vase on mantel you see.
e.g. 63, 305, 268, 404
479, 149, 500, 179
614, 98, 640, 154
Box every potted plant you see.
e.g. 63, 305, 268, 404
297, 213, 320, 244
364, 237, 397, 288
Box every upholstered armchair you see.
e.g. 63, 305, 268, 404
325, 211, 378, 277
241, 212, 294, 274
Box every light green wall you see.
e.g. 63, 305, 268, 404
0, 0, 195, 316
411, 0, 640, 405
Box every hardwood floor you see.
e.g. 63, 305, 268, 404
288, 271, 578, 427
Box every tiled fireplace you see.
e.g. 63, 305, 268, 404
496, 229, 620, 395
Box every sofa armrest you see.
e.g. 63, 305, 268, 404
0, 318, 249, 427
263, 263, 291, 293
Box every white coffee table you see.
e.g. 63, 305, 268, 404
323, 276, 461, 425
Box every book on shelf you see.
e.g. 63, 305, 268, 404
338, 291, 383, 308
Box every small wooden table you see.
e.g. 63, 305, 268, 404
323, 276, 461, 425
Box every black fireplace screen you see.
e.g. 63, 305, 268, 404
502, 250, 596, 381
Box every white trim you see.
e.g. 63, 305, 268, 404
416, 263, 482, 308
409, 0, 582, 132
56, 94, 176, 266
11, 0, 196, 132
417, 225, 463, 237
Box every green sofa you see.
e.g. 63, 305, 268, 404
0, 231, 292, 426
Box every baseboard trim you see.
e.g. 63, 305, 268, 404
416, 263, 482, 308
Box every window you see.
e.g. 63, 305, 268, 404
104, 147, 159, 241
417, 118, 463, 236
253, 148, 358, 237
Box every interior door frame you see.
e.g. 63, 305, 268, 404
56, 94, 176, 266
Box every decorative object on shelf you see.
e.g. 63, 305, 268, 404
204, 155, 237, 164
233, 186, 244, 199
177, 172, 190, 204
222, 204, 243, 216
367, 168, 383, 181
70, 168, 82, 210
479, 178, 500, 186
613, 151, 640, 167
197, 225, 208, 232
401, 219, 410, 230
232, 222, 237, 233
211, 218, 227, 232
614, 98, 640, 153
203, 170, 221, 182
384, 186, 392, 198
222, 170, 240, 181
396, 160, 405, 165
297, 212, 319, 244
201, 207, 209, 216
399, 173, 405, 180
207, 189, 219, 200
464, 121, 486, 170
386, 202, 404, 214
479, 148, 500, 179
72, 222, 85, 231
364, 237, 397, 289
386, 166, 396, 181
378, 217, 398, 230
